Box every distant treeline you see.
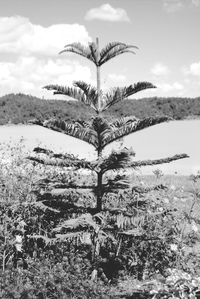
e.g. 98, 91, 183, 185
0, 93, 200, 125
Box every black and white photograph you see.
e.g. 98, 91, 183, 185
0, 0, 200, 298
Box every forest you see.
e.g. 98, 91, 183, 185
0, 93, 200, 125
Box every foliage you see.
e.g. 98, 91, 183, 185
0, 143, 200, 298
0, 93, 200, 125
30, 38, 188, 212
0, 254, 112, 299
0, 37, 197, 299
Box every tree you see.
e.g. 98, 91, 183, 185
29, 38, 188, 212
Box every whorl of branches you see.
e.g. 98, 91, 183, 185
44, 81, 156, 113
59, 41, 138, 66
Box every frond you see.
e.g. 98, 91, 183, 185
110, 116, 139, 129
91, 116, 110, 134
28, 235, 56, 246
114, 213, 136, 230
89, 117, 111, 152
55, 232, 89, 243
99, 42, 138, 66
73, 80, 99, 110
33, 118, 98, 148
44, 84, 83, 98
104, 175, 130, 192
119, 228, 144, 237
43, 83, 98, 111
99, 42, 126, 61
53, 213, 98, 232
102, 116, 170, 149
88, 42, 98, 65
130, 154, 189, 168
131, 184, 167, 194
27, 154, 93, 170
59, 42, 96, 64
97, 148, 135, 173
102, 82, 156, 111
59, 41, 138, 67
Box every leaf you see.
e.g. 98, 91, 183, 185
33, 201, 60, 213
28, 235, 55, 245
44, 84, 83, 98
102, 82, 156, 111
99, 42, 138, 66
59, 41, 138, 67
97, 148, 135, 173
59, 42, 96, 64
105, 174, 130, 192
55, 232, 83, 242
53, 213, 98, 232
101, 116, 170, 149
28, 147, 93, 169
130, 154, 189, 168
43, 84, 99, 112
33, 118, 98, 148
73, 80, 99, 110
110, 116, 138, 128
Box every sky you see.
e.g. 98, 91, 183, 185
0, 0, 200, 99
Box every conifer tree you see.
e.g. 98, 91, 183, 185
29, 38, 188, 213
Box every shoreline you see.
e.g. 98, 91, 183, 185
1, 116, 200, 127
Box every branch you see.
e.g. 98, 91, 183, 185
102, 82, 156, 111
27, 155, 94, 170
102, 117, 170, 149
130, 154, 189, 168
97, 148, 135, 173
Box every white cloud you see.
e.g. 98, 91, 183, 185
183, 61, 200, 76
163, 0, 184, 12
162, 0, 200, 12
0, 56, 92, 97
192, 0, 200, 6
0, 16, 91, 56
85, 3, 130, 22
108, 73, 126, 82
157, 82, 184, 92
151, 63, 170, 76
0, 15, 93, 97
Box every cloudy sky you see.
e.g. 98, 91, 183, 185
0, 0, 200, 99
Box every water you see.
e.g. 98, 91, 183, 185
0, 120, 199, 175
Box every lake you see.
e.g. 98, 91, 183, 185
0, 120, 199, 175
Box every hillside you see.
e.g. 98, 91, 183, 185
0, 93, 200, 125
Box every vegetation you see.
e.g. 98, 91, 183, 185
0, 38, 200, 299
29, 38, 188, 211
0, 93, 200, 125
1, 144, 200, 298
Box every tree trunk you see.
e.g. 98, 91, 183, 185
96, 37, 101, 113
97, 172, 103, 212
96, 146, 103, 211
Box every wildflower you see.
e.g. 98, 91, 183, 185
170, 244, 178, 251
163, 198, 169, 204
180, 197, 187, 202
191, 222, 198, 232
158, 207, 164, 212
170, 184, 176, 190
